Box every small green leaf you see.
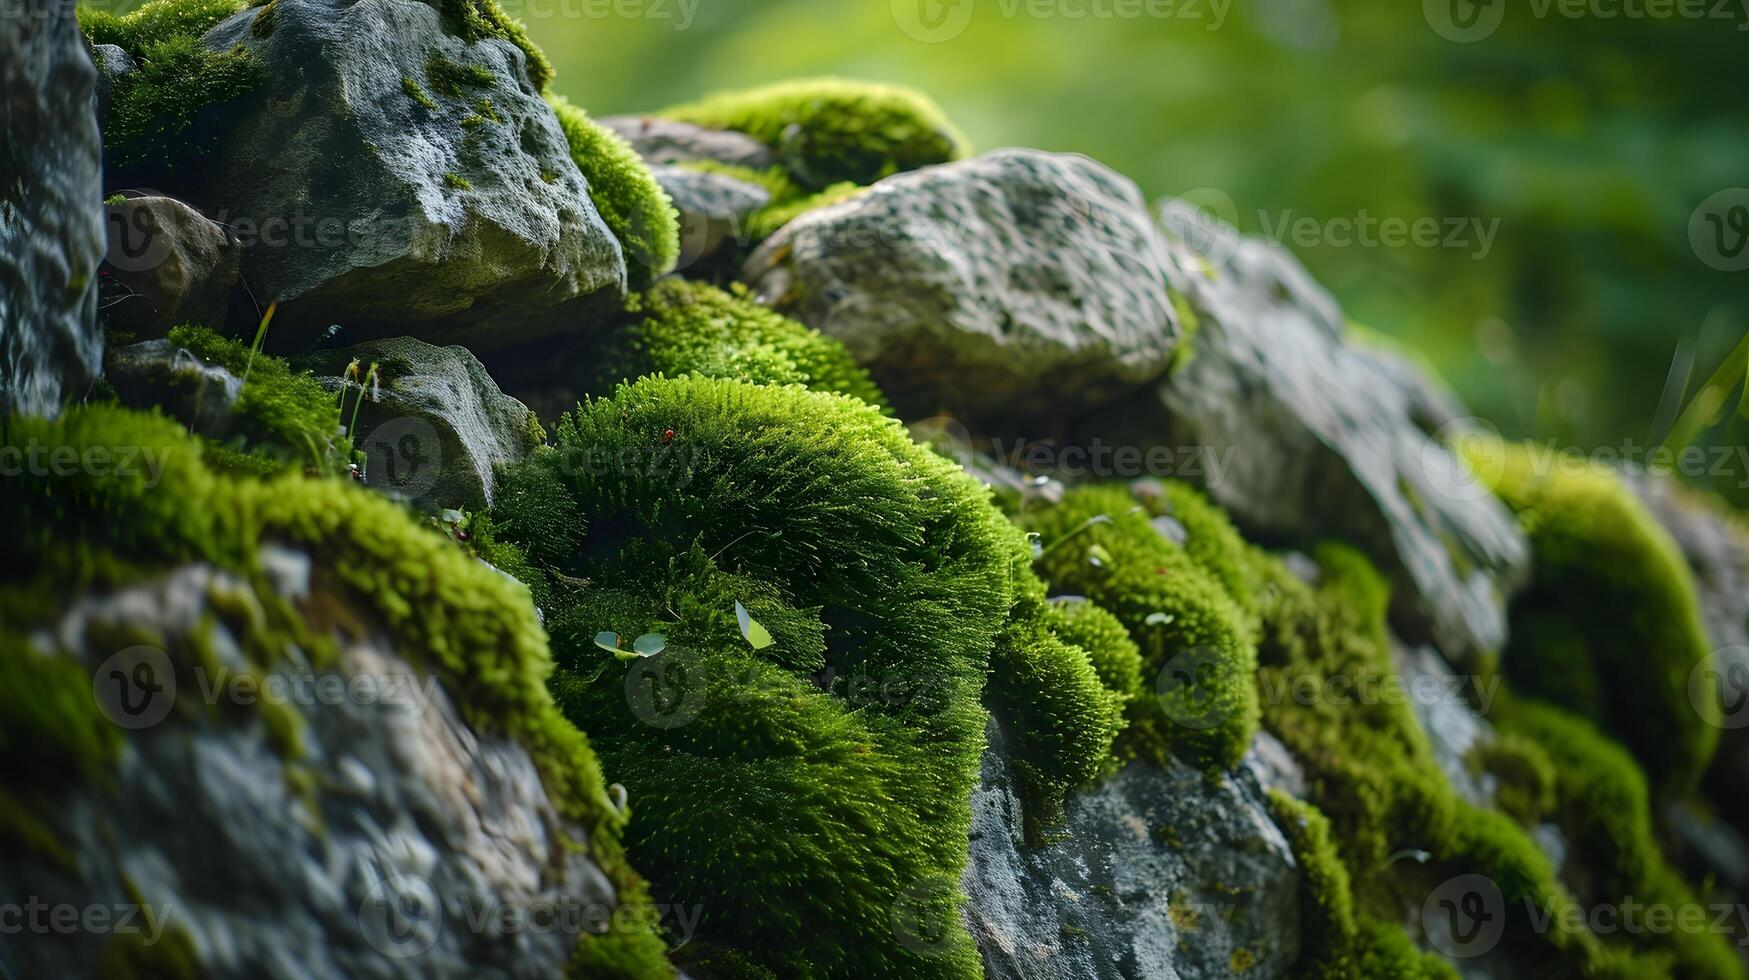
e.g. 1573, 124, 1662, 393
633, 633, 667, 657
735, 600, 774, 650
593, 631, 622, 654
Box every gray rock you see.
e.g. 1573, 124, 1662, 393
1394, 641, 1494, 808
650, 165, 770, 270
106, 337, 244, 436
743, 149, 1184, 422
91, 42, 135, 121
599, 115, 778, 171
1076, 202, 1529, 663
963, 721, 1301, 980
6, 555, 622, 979
0, 1, 105, 417
100, 195, 241, 337
193, 0, 625, 351
309, 337, 538, 509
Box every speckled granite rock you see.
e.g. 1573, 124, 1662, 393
963, 721, 1301, 979
743, 149, 1183, 423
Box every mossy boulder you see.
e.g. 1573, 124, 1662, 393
98, 194, 241, 338
0, 405, 671, 978
94, 0, 629, 351
2, 0, 105, 416
744, 149, 1184, 423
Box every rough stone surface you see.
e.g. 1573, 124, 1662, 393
100, 195, 242, 337
1394, 641, 1494, 808
649, 165, 770, 270
91, 42, 135, 121
743, 149, 1183, 422
0, 1, 105, 416
106, 337, 244, 436
1077, 203, 1529, 663
599, 115, 777, 171
963, 721, 1301, 980
194, 0, 626, 350
309, 336, 538, 509
5, 555, 618, 979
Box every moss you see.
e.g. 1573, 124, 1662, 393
442, 171, 472, 190
1461, 440, 1719, 794
98, 36, 265, 172
459, 96, 503, 127
588, 278, 887, 409
437, 0, 551, 91
1467, 733, 1556, 826
659, 78, 970, 190
401, 74, 438, 110
485, 375, 1103, 977
1016, 481, 1259, 773
548, 94, 679, 287
0, 405, 670, 975
1168, 290, 1201, 373
1498, 699, 1745, 980
425, 53, 495, 99
1046, 598, 1145, 705
79, 0, 247, 50
166, 324, 347, 474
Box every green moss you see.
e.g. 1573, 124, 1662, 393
425, 53, 495, 99
485, 374, 1098, 977
0, 405, 669, 975
588, 278, 887, 409
1016, 481, 1259, 773
1467, 733, 1556, 826
660, 78, 970, 190
1462, 440, 1719, 793
79, 0, 246, 50
458, 96, 503, 127
402, 74, 438, 110
442, 171, 473, 190
437, 0, 551, 91
548, 95, 679, 287
1168, 291, 1200, 373
166, 324, 347, 474
1498, 699, 1745, 980
1047, 598, 1145, 705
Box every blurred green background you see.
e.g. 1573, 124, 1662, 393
506, 0, 1749, 501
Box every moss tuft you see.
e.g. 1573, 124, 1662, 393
588, 278, 886, 408
164, 324, 346, 474
1467, 733, 1556, 826
547, 95, 679, 287
436, 0, 551, 91
659, 78, 969, 190
1461, 440, 1719, 793
401, 74, 438, 110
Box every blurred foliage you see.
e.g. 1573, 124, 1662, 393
86, 0, 1749, 502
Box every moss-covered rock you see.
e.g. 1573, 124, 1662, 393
588, 278, 886, 408
1463, 440, 1720, 794
0, 404, 670, 977
548, 94, 680, 288
658, 77, 969, 191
